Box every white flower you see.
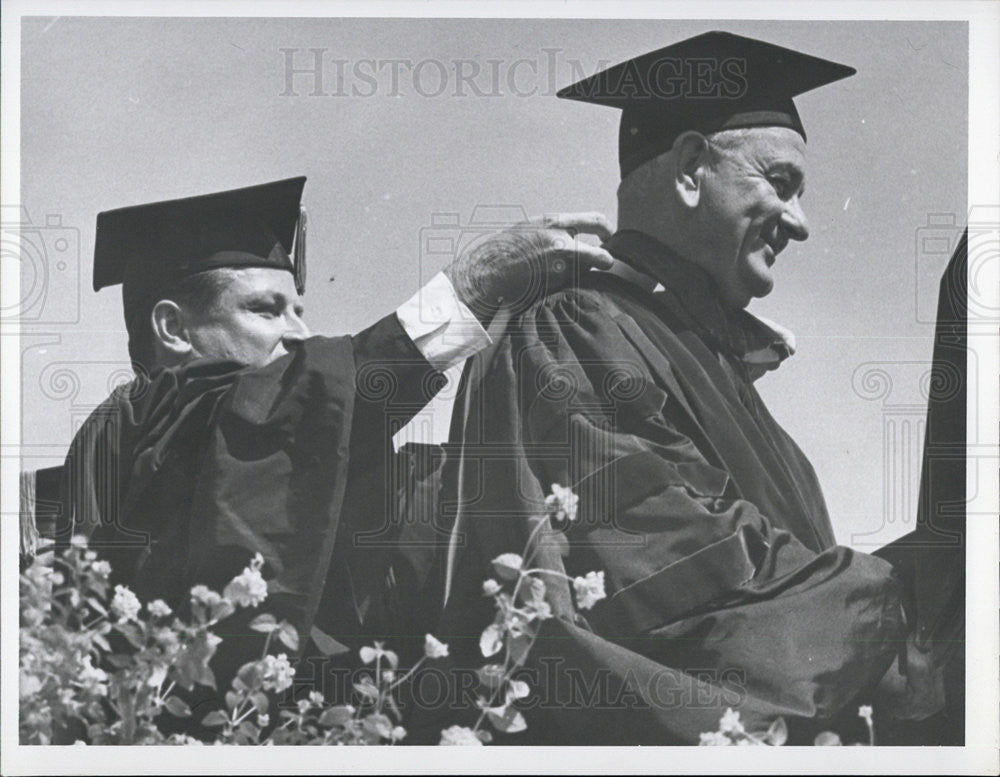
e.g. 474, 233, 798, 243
699, 730, 732, 746
358, 641, 398, 669
90, 560, 112, 578
110, 584, 141, 622
257, 713, 270, 728
545, 483, 579, 522
527, 598, 552, 620
858, 704, 873, 723
146, 663, 168, 688
20, 672, 43, 699
77, 655, 109, 696
70, 534, 89, 549
382, 670, 396, 683
439, 725, 484, 746
572, 570, 606, 611
153, 627, 179, 648
491, 553, 523, 580
224, 569, 268, 608
424, 633, 450, 659
308, 691, 325, 706
260, 653, 295, 693
190, 585, 224, 608
482, 579, 501, 596
147, 599, 172, 618
297, 699, 312, 715
719, 707, 745, 735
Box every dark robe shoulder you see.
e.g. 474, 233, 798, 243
61, 313, 440, 710
432, 268, 904, 744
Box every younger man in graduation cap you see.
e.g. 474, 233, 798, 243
431, 31, 914, 744
59, 175, 614, 730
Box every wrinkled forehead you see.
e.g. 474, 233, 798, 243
714, 126, 808, 168
217, 266, 301, 300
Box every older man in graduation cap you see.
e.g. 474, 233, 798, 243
431, 31, 913, 745
56, 175, 614, 730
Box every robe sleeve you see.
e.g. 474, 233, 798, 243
437, 289, 905, 743
182, 315, 441, 652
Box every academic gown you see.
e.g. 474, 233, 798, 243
430, 230, 905, 745
60, 314, 440, 730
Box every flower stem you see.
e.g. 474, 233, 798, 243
388, 656, 425, 692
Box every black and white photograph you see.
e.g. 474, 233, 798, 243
2, 2, 997, 774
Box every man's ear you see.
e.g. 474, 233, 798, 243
150, 299, 194, 360
671, 131, 711, 209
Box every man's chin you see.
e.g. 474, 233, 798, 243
743, 262, 775, 302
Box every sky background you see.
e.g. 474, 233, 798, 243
16, 17, 967, 549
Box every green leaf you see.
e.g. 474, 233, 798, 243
249, 613, 278, 633
236, 662, 262, 689
251, 692, 270, 714
508, 633, 532, 665
225, 691, 241, 711
277, 622, 300, 652
486, 705, 527, 734
310, 626, 351, 657
766, 716, 788, 746
475, 664, 506, 689
174, 631, 221, 691
199, 665, 217, 691
318, 706, 354, 728
352, 680, 380, 702
362, 712, 394, 740
524, 575, 546, 603
211, 599, 236, 622
163, 696, 192, 718
91, 632, 111, 652
114, 622, 145, 649
106, 653, 133, 669
491, 553, 524, 581
479, 624, 504, 658
506, 679, 530, 702
85, 596, 108, 616
814, 730, 842, 746
201, 710, 229, 728
236, 720, 260, 742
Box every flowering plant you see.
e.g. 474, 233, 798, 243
438, 483, 607, 745
19, 538, 452, 745
698, 706, 876, 747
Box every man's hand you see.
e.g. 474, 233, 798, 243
443, 213, 615, 325
875, 634, 947, 721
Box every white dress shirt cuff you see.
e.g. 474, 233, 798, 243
395, 272, 492, 371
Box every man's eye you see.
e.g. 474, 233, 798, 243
768, 176, 792, 198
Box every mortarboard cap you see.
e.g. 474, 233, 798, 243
93, 176, 308, 332
557, 31, 856, 178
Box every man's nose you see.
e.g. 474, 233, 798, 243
281, 312, 311, 347
781, 196, 810, 242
